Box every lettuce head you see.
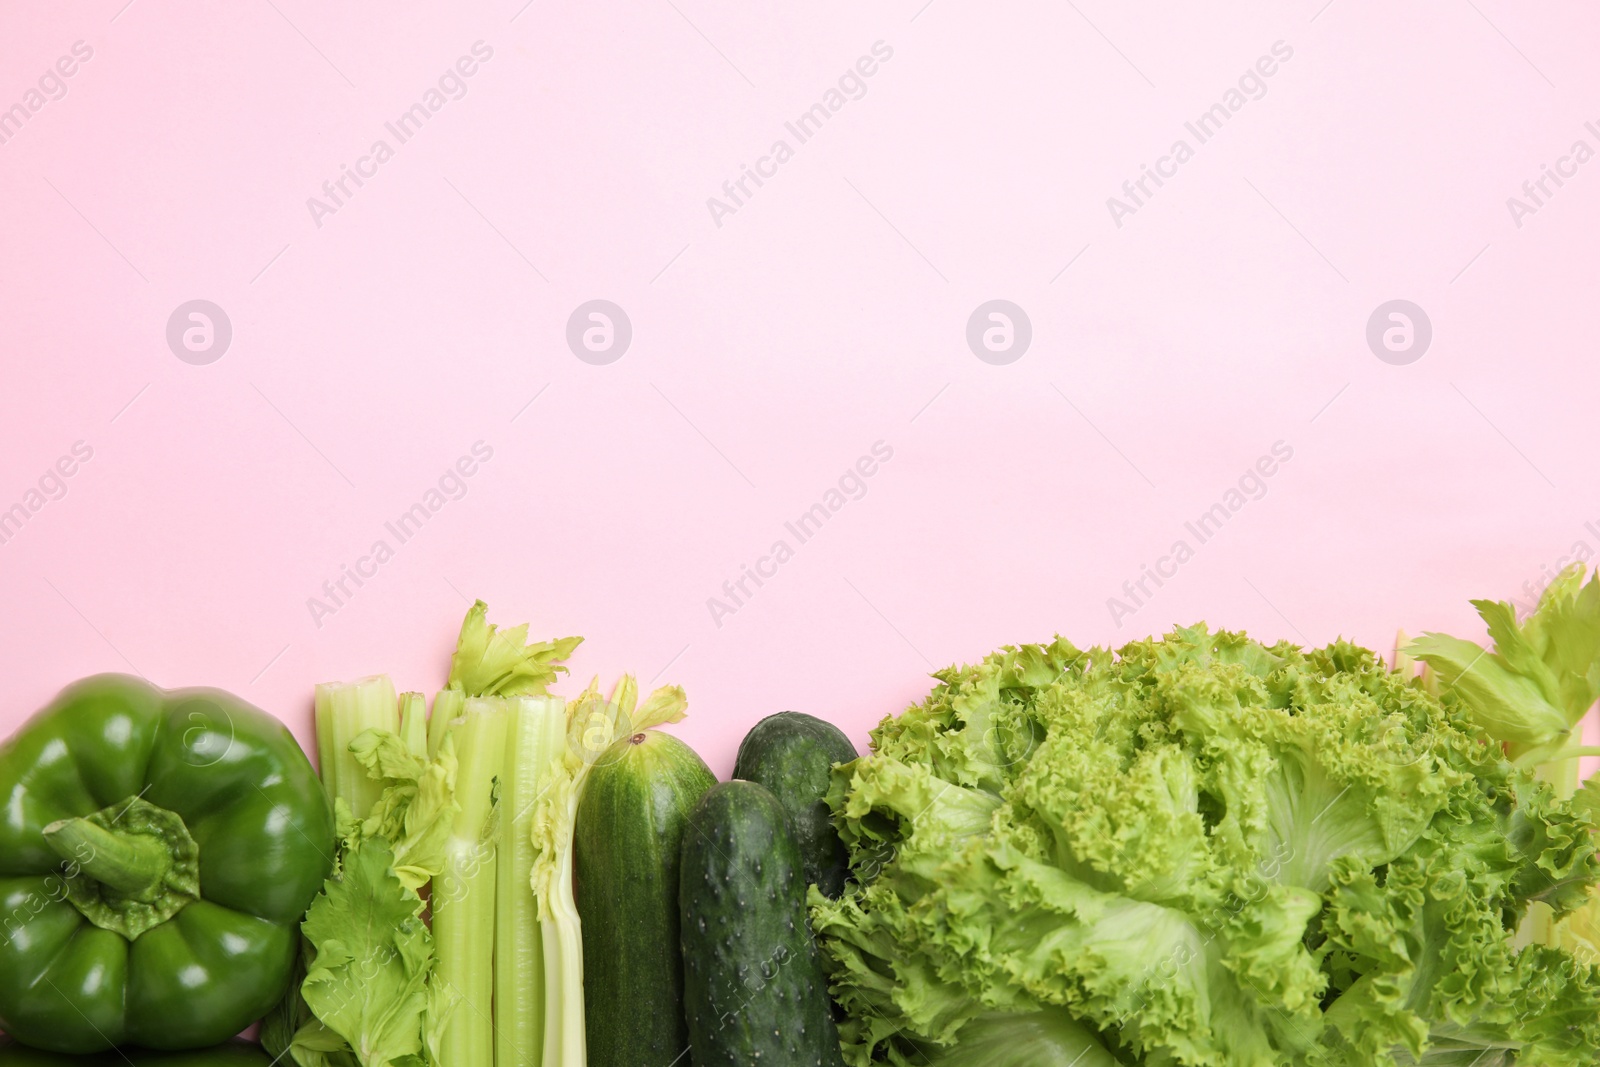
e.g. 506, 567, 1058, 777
812, 626, 1600, 1066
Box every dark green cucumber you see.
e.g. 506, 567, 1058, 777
732, 711, 859, 898
575, 730, 717, 1067
680, 780, 845, 1067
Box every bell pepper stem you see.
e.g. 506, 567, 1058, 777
42, 813, 171, 897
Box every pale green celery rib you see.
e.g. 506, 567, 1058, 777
542, 792, 587, 1067
1537, 745, 1583, 800
314, 694, 335, 808
313, 675, 399, 821
1391, 629, 1416, 676
431, 689, 466, 761
495, 696, 566, 1067
434, 696, 509, 1067
400, 691, 429, 760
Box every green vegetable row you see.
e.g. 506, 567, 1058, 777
4, 568, 1600, 1066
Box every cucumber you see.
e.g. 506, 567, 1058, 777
732, 711, 859, 898
575, 729, 717, 1067
680, 780, 845, 1067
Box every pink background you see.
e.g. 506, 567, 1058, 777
2, 0, 1598, 776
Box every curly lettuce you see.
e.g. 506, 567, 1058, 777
813, 625, 1600, 1067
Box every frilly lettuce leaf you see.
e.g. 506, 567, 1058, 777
869, 637, 1085, 794
911, 1009, 1126, 1067
814, 624, 1600, 1067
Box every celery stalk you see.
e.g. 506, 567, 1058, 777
314, 694, 335, 801
400, 691, 429, 760
541, 833, 586, 1067
314, 676, 399, 821
433, 696, 508, 1067
431, 689, 466, 761
427, 599, 584, 1067
495, 696, 566, 1067
1391, 629, 1415, 676
531, 690, 609, 1067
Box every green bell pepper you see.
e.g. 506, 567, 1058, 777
0, 1039, 272, 1066
0, 675, 334, 1053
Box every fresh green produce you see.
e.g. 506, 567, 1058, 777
266, 602, 581, 1067
315, 675, 406, 827
299, 837, 444, 1067
495, 694, 566, 1067
432, 696, 507, 1067
0, 1039, 273, 1066
903, 1011, 1120, 1067
1408, 564, 1600, 959
445, 601, 579, 1067
265, 676, 457, 1067
1409, 563, 1600, 795
575, 729, 716, 1067
265, 599, 701, 1067
733, 711, 859, 898
810, 627, 1600, 1066
532, 675, 692, 1067
0, 675, 334, 1054
681, 780, 845, 1067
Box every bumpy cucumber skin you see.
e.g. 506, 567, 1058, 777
732, 712, 860, 899
575, 730, 717, 1067
680, 780, 846, 1067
